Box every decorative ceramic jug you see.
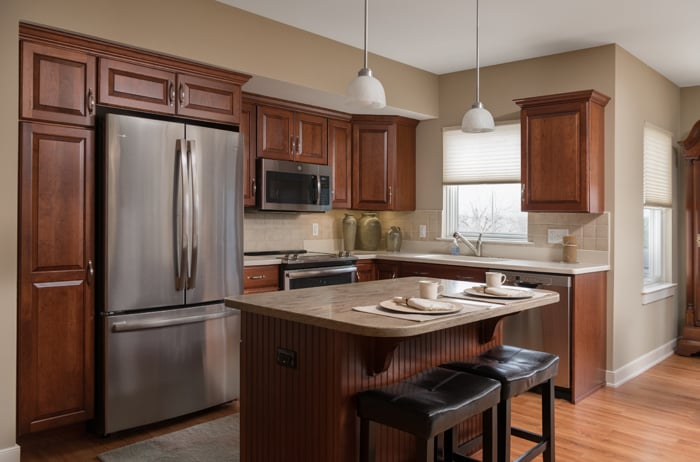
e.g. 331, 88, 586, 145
386, 226, 402, 252
357, 212, 381, 251
342, 213, 357, 252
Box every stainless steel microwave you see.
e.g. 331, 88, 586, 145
256, 158, 332, 212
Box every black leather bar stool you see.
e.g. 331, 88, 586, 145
357, 367, 501, 462
442, 346, 559, 462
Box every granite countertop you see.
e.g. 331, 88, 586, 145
244, 251, 609, 275
225, 277, 559, 338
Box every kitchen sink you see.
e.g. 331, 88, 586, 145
412, 254, 506, 264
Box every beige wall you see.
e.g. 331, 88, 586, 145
611, 46, 680, 370
680, 86, 700, 135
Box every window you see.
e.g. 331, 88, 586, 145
442, 123, 527, 240
643, 122, 673, 285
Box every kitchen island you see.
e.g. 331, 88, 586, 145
225, 277, 559, 462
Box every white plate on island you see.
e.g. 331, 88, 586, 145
462, 286, 534, 300
378, 299, 463, 315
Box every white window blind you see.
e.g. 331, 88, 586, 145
643, 123, 673, 208
442, 123, 521, 184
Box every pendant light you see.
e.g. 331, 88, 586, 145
346, 0, 386, 109
461, 0, 494, 133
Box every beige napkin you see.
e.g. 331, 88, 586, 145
392, 296, 456, 312
483, 287, 513, 296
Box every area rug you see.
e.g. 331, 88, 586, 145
98, 414, 239, 462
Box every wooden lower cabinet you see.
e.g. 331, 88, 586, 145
375, 260, 400, 280
243, 265, 280, 294
18, 122, 95, 435
354, 260, 375, 282
400, 262, 486, 283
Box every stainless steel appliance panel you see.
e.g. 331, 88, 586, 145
105, 114, 185, 312
183, 124, 242, 304
257, 158, 332, 212
283, 265, 356, 290
499, 271, 572, 391
102, 303, 239, 434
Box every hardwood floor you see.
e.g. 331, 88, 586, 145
16, 354, 700, 461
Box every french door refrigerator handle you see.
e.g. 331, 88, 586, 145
187, 139, 199, 289
175, 139, 189, 291
111, 308, 238, 332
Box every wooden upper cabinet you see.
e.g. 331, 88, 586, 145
18, 121, 95, 435
241, 101, 257, 207
352, 116, 417, 211
329, 119, 352, 208
99, 58, 241, 125
21, 41, 96, 126
257, 104, 328, 164
515, 90, 610, 213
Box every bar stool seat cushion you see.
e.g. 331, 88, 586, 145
357, 367, 501, 440
442, 345, 559, 398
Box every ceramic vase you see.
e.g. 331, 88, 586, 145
357, 212, 381, 251
342, 213, 357, 251
386, 226, 402, 252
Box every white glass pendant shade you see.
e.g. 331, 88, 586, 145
346, 68, 386, 109
461, 102, 495, 133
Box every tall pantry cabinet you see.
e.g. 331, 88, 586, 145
18, 32, 96, 435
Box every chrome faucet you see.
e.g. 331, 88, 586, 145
453, 231, 483, 257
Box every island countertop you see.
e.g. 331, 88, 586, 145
225, 276, 559, 338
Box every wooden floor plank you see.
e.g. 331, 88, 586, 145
17, 355, 700, 461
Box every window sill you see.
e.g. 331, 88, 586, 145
641, 282, 677, 305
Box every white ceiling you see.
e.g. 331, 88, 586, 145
218, 0, 700, 87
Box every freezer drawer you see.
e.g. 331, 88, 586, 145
100, 304, 239, 434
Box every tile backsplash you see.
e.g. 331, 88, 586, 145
244, 209, 609, 254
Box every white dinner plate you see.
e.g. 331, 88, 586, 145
462, 286, 534, 300
378, 299, 463, 315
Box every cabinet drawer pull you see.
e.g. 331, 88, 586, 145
87, 88, 95, 114
168, 82, 175, 106
87, 260, 95, 286
248, 275, 266, 280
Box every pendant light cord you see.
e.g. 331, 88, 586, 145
363, 0, 369, 69
475, 0, 481, 105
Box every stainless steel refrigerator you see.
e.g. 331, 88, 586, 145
97, 113, 242, 434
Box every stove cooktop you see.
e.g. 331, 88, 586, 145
244, 249, 357, 268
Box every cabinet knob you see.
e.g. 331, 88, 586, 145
87, 260, 95, 286
168, 82, 175, 106
179, 83, 185, 106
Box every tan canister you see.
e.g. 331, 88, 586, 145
562, 235, 578, 263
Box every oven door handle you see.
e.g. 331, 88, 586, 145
285, 266, 357, 280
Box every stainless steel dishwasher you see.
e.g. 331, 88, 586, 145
496, 269, 573, 401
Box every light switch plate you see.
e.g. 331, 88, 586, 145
419, 224, 427, 239
547, 228, 569, 244
312, 223, 319, 236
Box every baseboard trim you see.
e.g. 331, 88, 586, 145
605, 338, 677, 387
0, 444, 21, 462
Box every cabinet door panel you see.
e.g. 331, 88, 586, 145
353, 124, 394, 209
329, 119, 352, 208
258, 106, 294, 160
18, 122, 94, 435
296, 112, 327, 164
21, 41, 96, 126
98, 58, 176, 114
242, 101, 257, 207
524, 108, 583, 206
177, 73, 240, 124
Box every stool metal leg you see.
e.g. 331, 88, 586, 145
542, 379, 555, 462
360, 418, 377, 462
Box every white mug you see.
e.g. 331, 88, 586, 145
485, 272, 507, 288
418, 280, 443, 299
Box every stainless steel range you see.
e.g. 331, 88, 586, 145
245, 250, 358, 290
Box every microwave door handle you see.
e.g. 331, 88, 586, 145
187, 140, 198, 289
315, 174, 321, 205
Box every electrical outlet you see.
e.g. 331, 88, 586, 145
547, 228, 569, 244
276, 348, 297, 368
419, 224, 427, 239
312, 223, 319, 236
